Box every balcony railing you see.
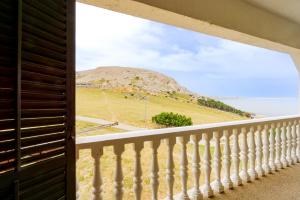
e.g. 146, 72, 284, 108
76, 115, 300, 200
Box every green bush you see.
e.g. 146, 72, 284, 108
152, 112, 193, 127
197, 97, 251, 117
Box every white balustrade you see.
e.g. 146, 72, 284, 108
248, 127, 258, 180
281, 122, 288, 168
114, 144, 124, 200
91, 147, 103, 200
150, 140, 160, 200
213, 131, 224, 193
286, 122, 293, 166
297, 124, 300, 162
179, 136, 190, 200
191, 135, 203, 200
232, 128, 243, 186
133, 142, 143, 200
262, 125, 271, 174
275, 123, 282, 169
291, 121, 297, 164
269, 124, 276, 172
166, 137, 175, 200
240, 128, 250, 182
222, 130, 233, 189
76, 115, 300, 200
255, 125, 265, 177
202, 133, 213, 198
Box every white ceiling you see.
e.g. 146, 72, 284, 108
246, 0, 300, 24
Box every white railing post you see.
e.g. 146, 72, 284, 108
150, 140, 160, 200
248, 126, 258, 180
291, 121, 297, 164
275, 123, 283, 169
202, 133, 213, 198
91, 147, 103, 200
179, 136, 190, 200
232, 129, 242, 186
262, 125, 271, 174
166, 137, 176, 200
297, 122, 300, 162
133, 142, 144, 200
213, 131, 224, 193
114, 144, 125, 200
269, 123, 276, 173
191, 135, 203, 200
286, 122, 293, 166
76, 149, 80, 200
255, 125, 265, 177
240, 127, 250, 182
281, 122, 288, 168
222, 130, 233, 189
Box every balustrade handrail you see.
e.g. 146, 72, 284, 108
76, 114, 300, 200
77, 114, 300, 149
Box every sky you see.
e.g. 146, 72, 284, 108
76, 3, 299, 98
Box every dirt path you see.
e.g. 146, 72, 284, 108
76, 115, 146, 131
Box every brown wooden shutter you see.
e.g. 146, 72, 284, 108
0, 0, 18, 199
0, 0, 75, 199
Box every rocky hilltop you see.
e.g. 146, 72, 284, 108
76, 66, 192, 95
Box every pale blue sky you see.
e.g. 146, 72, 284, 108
76, 3, 299, 98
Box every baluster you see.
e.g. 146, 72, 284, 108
179, 136, 190, 200
262, 125, 271, 174
248, 127, 258, 180
232, 129, 242, 186
286, 122, 292, 166
76, 149, 80, 200
255, 125, 264, 177
191, 135, 203, 200
269, 124, 276, 172
240, 127, 250, 182
291, 121, 297, 164
297, 122, 300, 162
222, 130, 233, 189
281, 122, 288, 168
166, 137, 176, 200
213, 131, 224, 193
133, 142, 144, 200
91, 147, 103, 200
275, 123, 283, 169
114, 144, 125, 200
150, 140, 160, 200
202, 133, 213, 198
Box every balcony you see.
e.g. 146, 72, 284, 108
76, 115, 300, 200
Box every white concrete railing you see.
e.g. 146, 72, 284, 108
76, 115, 300, 200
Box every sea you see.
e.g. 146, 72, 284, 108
216, 97, 299, 117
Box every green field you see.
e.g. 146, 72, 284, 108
76, 87, 247, 199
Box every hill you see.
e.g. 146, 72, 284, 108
76, 66, 192, 95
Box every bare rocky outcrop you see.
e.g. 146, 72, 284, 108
76, 66, 194, 95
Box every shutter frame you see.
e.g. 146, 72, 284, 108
0, 0, 75, 199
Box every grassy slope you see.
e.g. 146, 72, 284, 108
76, 88, 247, 199
76, 87, 246, 129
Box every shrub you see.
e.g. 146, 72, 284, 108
197, 97, 251, 117
152, 112, 193, 127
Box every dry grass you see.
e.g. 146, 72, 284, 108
76, 88, 247, 129
76, 87, 246, 199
